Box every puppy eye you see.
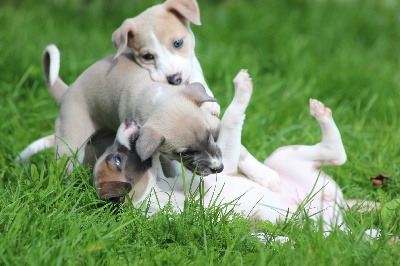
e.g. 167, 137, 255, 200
112, 156, 122, 166
143, 53, 154, 60
179, 150, 194, 158
173, 39, 183, 49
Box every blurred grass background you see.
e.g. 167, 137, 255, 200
1, 0, 400, 264
2, 0, 398, 197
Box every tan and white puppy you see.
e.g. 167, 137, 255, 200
95, 70, 349, 231
112, 0, 220, 116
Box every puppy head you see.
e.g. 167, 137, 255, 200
135, 83, 224, 176
94, 118, 152, 204
112, 0, 200, 85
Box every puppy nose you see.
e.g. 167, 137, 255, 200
212, 164, 224, 173
167, 73, 182, 85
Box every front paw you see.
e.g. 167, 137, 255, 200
248, 167, 280, 191
233, 69, 253, 105
255, 173, 281, 192
202, 101, 221, 117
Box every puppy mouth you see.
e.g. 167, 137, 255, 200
99, 181, 132, 204
186, 164, 224, 176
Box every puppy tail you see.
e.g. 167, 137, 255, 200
43, 45, 68, 105
15, 134, 55, 162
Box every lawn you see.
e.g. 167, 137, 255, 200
1, 0, 400, 265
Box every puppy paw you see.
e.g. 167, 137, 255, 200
309, 98, 332, 123
233, 69, 253, 104
252, 171, 281, 192
202, 101, 221, 117
262, 175, 281, 192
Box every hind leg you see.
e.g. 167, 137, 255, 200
265, 99, 346, 171
308, 99, 346, 165
264, 99, 347, 230
54, 105, 96, 172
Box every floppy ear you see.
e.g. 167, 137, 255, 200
136, 126, 165, 161
112, 19, 135, 59
183, 82, 217, 107
202, 110, 220, 140
164, 0, 201, 25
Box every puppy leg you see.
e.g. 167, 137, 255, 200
54, 105, 96, 172
217, 70, 252, 173
238, 146, 280, 191
15, 134, 54, 162
191, 56, 220, 116
267, 99, 346, 169
263, 99, 346, 230
216, 70, 280, 190
308, 98, 347, 165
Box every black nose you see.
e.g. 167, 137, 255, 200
212, 164, 224, 173
167, 73, 182, 85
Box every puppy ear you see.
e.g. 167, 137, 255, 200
202, 110, 220, 140
136, 126, 165, 161
112, 19, 135, 59
164, 0, 201, 25
183, 82, 217, 107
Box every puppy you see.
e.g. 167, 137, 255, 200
95, 70, 349, 231
42, 43, 224, 175
112, 0, 220, 116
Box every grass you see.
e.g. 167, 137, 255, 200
1, 0, 400, 264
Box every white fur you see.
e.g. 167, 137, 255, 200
152, 86, 164, 104
116, 123, 133, 150
148, 32, 192, 84
208, 156, 222, 169
15, 135, 54, 162
45, 44, 60, 86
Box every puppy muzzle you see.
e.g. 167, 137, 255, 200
190, 163, 224, 176
211, 164, 224, 173
98, 181, 132, 204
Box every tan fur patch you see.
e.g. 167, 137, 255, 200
96, 161, 125, 183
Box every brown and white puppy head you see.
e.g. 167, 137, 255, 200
93, 118, 152, 204
112, 0, 200, 85
135, 83, 224, 176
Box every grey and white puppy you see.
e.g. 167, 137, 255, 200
46, 44, 223, 175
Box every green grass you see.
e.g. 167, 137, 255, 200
1, 0, 400, 264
